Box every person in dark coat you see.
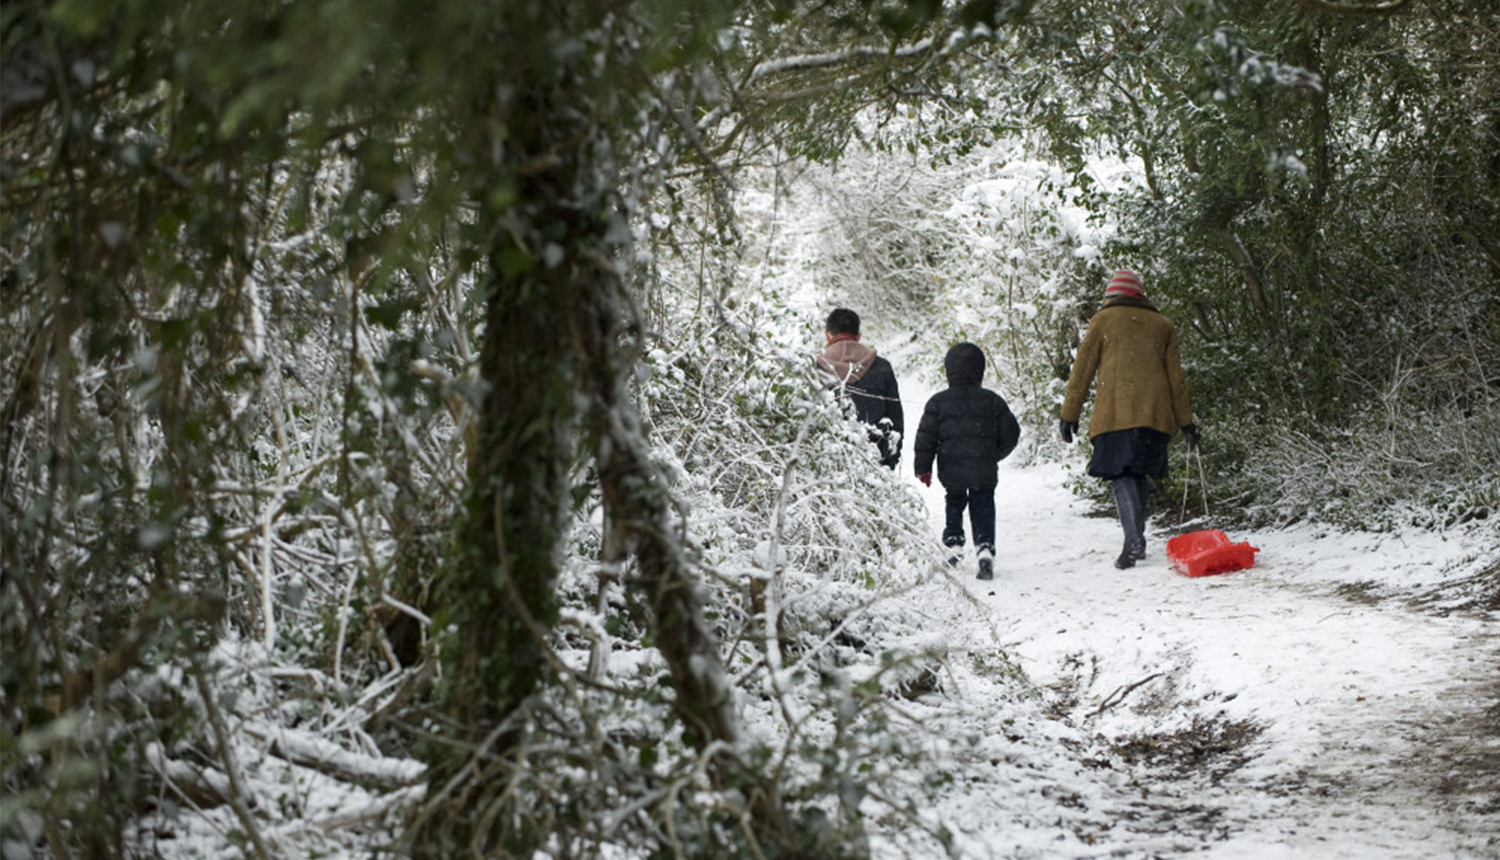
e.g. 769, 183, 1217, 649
1060, 269, 1200, 569
817, 308, 904, 469
913, 342, 1021, 580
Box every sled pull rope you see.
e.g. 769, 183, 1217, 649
1180, 445, 1210, 520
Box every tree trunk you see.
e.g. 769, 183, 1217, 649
413, 2, 745, 854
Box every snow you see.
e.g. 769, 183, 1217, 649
872, 363, 1500, 859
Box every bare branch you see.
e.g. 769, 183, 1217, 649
193, 665, 275, 860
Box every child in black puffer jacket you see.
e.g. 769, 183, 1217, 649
913, 342, 1021, 580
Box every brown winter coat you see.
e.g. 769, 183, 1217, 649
1061, 297, 1194, 439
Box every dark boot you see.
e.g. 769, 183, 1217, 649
1112, 479, 1146, 567
977, 546, 994, 580
1128, 477, 1149, 559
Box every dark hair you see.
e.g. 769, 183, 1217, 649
825, 308, 861, 336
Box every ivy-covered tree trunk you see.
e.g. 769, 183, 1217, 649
415, 1, 745, 853
416, 26, 600, 860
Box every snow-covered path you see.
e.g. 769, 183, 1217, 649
906, 459, 1499, 859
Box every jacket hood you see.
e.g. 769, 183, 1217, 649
819, 340, 878, 385
944, 342, 985, 387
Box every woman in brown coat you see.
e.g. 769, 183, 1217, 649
1059, 270, 1200, 568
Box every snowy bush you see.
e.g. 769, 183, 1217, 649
444, 276, 1046, 856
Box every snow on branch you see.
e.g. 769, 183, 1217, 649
744, 38, 936, 87
243, 721, 426, 790
1293, 0, 1413, 15
698, 37, 943, 131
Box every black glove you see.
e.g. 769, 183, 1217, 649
1182, 423, 1201, 451
1059, 419, 1078, 444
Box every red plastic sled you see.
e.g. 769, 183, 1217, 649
1165, 529, 1259, 578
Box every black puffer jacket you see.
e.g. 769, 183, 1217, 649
913, 343, 1021, 489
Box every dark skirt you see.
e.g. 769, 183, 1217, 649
1088, 427, 1170, 481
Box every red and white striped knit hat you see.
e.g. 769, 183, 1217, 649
1104, 269, 1146, 299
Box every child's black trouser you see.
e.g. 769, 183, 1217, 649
943, 485, 995, 554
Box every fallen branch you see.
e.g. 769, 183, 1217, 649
144, 742, 233, 809
1089, 672, 1164, 719
263, 784, 426, 844
243, 721, 425, 790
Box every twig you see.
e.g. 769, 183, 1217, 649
1088, 671, 1164, 718
192, 664, 275, 860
